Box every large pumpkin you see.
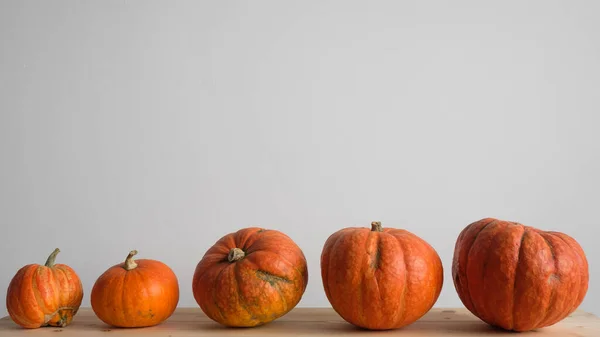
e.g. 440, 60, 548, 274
321, 222, 443, 330
6, 248, 84, 328
452, 218, 589, 332
90, 250, 179, 328
192, 227, 308, 327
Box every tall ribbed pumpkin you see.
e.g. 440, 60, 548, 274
6, 248, 84, 328
452, 218, 589, 332
321, 222, 443, 330
192, 227, 308, 327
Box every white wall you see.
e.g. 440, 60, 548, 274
1, 0, 598, 318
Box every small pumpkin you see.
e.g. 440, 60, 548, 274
90, 250, 179, 328
6, 248, 84, 328
452, 218, 589, 331
321, 222, 443, 330
192, 227, 308, 327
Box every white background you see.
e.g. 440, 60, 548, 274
1, 1, 598, 318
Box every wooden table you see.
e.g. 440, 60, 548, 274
1, 308, 598, 336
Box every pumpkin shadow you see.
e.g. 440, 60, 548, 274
398, 321, 536, 336
285, 320, 525, 336
180, 320, 386, 334
276, 320, 522, 335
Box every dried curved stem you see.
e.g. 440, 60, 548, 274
44, 248, 61, 267
371, 221, 383, 232
228, 248, 245, 262
123, 250, 138, 271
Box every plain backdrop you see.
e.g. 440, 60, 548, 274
1, 0, 598, 319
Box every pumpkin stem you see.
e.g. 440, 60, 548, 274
44, 248, 61, 267
371, 221, 383, 232
228, 248, 245, 262
123, 250, 138, 271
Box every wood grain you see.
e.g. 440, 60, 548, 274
0, 308, 598, 336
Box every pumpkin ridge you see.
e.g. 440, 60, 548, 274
535, 232, 561, 328
30, 267, 48, 316
233, 262, 255, 320
8, 270, 31, 327
358, 229, 376, 327
481, 222, 514, 327
322, 231, 346, 302
54, 267, 70, 304
398, 239, 408, 326
49, 268, 62, 314
372, 234, 382, 270
511, 226, 527, 330
234, 229, 256, 253
538, 232, 558, 273
373, 236, 384, 317
120, 267, 131, 325
17, 267, 43, 327
39, 267, 63, 326
551, 233, 584, 311
374, 267, 383, 303
57, 268, 69, 306
249, 257, 290, 323
211, 264, 229, 321
464, 219, 497, 319
358, 230, 376, 328
240, 228, 273, 254
137, 267, 152, 325
358, 272, 367, 327
251, 255, 293, 314
452, 220, 487, 314
265, 271, 288, 315
273, 281, 288, 313
325, 231, 349, 322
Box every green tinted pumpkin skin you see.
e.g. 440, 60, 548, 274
192, 228, 308, 327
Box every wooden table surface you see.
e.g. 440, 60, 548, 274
1, 308, 598, 336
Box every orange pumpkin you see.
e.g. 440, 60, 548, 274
321, 222, 443, 330
452, 218, 589, 331
192, 227, 308, 327
6, 248, 83, 328
90, 250, 179, 328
